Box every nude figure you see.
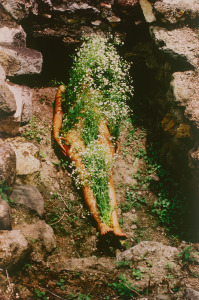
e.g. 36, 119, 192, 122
53, 85, 127, 238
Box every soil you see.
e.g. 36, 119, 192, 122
3, 87, 199, 299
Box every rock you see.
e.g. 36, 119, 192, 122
11, 184, 44, 217
18, 220, 56, 261
49, 256, 114, 273
0, 142, 16, 194
0, 230, 30, 271
0, 197, 12, 230
185, 288, 199, 300
169, 71, 199, 129
161, 113, 176, 136
116, 241, 181, 289
0, 82, 17, 115
0, 45, 43, 76
7, 81, 32, 123
0, 65, 6, 83
139, 0, 156, 23
116, 0, 139, 8
154, 0, 199, 24
150, 26, 199, 69
66, 3, 100, 14
6, 137, 41, 183
0, 25, 26, 47
0, 82, 32, 135
0, 0, 38, 21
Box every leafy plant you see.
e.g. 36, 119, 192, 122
116, 260, 131, 269
56, 278, 65, 290
110, 275, 140, 297
132, 269, 143, 280
177, 246, 197, 267
34, 289, 48, 299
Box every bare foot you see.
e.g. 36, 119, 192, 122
98, 223, 113, 235
113, 226, 128, 239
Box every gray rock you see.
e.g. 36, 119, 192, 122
49, 256, 114, 273
0, 82, 32, 135
11, 184, 44, 217
185, 288, 199, 300
0, 142, 16, 194
0, 230, 30, 271
154, 0, 199, 24
0, 25, 26, 47
0, 45, 43, 76
6, 137, 41, 183
0, 82, 16, 115
169, 71, 199, 129
6, 81, 32, 123
116, 241, 181, 289
150, 26, 199, 69
0, 197, 12, 230
19, 220, 56, 261
0, 0, 38, 21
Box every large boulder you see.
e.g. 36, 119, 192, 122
0, 82, 32, 135
0, 45, 43, 76
0, 230, 30, 271
11, 184, 44, 217
150, 26, 199, 69
0, 0, 38, 21
116, 241, 181, 289
0, 25, 26, 47
169, 71, 199, 129
0, 197, 12, 230
18, 220, 56, 261
0, 142, 16, 194
153, 0, 199, 24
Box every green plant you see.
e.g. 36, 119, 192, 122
0, 182, 9, 201
34, 289, 48, 299
116, 260, 131, 269
56, 278, 65, 290
132, 269, 143, 280
177, 246, 197, 267
110, 275, 140, 297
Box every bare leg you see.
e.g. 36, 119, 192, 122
109, 178, 127, 238
64, 130, 113, 236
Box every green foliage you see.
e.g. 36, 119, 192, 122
132, 269, 143, 280
0, 182, 9, 201
34, 289, 48, 299
82, 142, 113, 225
56, 278, 65, 290
116, 260, 131, 269
68, 293, 92, 300
110, 275, 140, 298
177, 246, 197, 266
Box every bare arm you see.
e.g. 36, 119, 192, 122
53, 85, 68, 155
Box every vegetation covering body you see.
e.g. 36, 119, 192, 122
60, 35, 133, 225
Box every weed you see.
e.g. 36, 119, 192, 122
177, 246, 197, 267
110, 275, 140, 297
34, 289, 48, 299
132, 269, 143, 280
56, 278, 65, 290
116, 260, 131, 269
0, 182, 10, 201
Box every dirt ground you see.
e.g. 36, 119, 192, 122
4, 87, 198, 299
